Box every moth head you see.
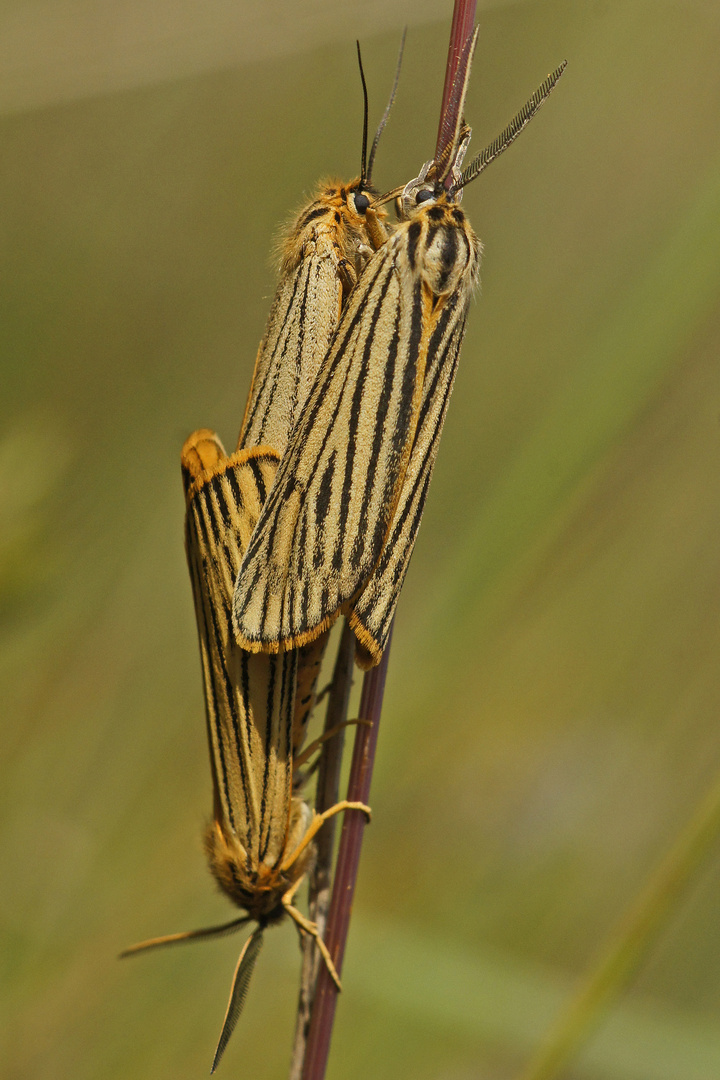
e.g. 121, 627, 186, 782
391, 143, 469, 221
349, 184, 372, 216
396, 181, 439, 221
344, 179, 378, 220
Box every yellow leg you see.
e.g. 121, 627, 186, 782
280, 800, 371, 873
283, 898, 342, 991
337, 257, 357, 294
365, 207, 388, 250
293, 719, 371, 770
282, 872, 307, 908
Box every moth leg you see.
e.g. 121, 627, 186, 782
313, 680, 332, 708
280, 800, 372, 874
337, 257, 357, 294
293, 719, 372, 770
365, 206, 388, 250
283, 898, 342, 991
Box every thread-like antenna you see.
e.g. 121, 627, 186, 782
356, 42, 370, 184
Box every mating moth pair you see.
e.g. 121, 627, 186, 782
123, 30, 565, 1071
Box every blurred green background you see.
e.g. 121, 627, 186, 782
3, 2, 720, 1077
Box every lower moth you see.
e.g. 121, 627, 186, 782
232, 54, 566, 668
123, 430, 371, 1072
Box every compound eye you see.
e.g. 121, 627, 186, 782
416, 188, 435, 205
353, 191, 370, 214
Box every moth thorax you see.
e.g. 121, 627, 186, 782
420, 211, 479, 301
203, 802, 315, 922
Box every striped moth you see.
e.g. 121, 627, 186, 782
122, 429, 370, 1071
237, 39, 403, 456
231, 47, 566, 667
121, 46, 403, 1070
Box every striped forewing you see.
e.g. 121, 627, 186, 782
184, 441, 300, 866
345, 204, 481, 663
232, 229, 432, 652
292, 630, 332, 754
238, 236, 342, 455
232, 200, 480, 658
350, 292, 470, 664
238, 183, 383, 457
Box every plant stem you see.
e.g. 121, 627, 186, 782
289, 622, 355, 1080
293, 7, 480, 1076
300, 626, 393, 1080
435, 0, 477, 161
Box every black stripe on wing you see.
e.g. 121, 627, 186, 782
188, 479, 256, 846
239, 252, 343, 455
232, 235, 429, 652
239, 264, 308, 450
186, 526, 238, 836
350, 299, 469, 664
184, 446, 280, 844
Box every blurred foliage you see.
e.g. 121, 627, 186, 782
3, 2, 720, 1078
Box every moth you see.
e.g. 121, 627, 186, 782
235, 38, 402, 751
121, 44, 402, 1072
237, 38, 402, 457
232, 45, 567, 668
122, 431, 370, 1071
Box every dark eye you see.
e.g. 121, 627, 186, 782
416, 188, 434, 204
353, 191, 370, 214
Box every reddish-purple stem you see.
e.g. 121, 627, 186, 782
434, 0, 477, 162
297, 7, 476, 1077
289, 623, 355, 1079
300, 627, 393, 1080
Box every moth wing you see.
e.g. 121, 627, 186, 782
238, 237, 343, 456
183, 433, 279, 610
292, 630, 332, 755
350, 293, 470, 666
345, 202, 482, 665
232, 236, 431, 652
183, 434, 297, 861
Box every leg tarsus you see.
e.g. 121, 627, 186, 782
284, 900, 342, 991
338, 258, 356, 294
280, 800, 372, 872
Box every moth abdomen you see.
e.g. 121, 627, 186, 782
204, 802, 315, 924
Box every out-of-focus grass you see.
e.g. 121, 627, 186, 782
3, 3, 720, 1078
